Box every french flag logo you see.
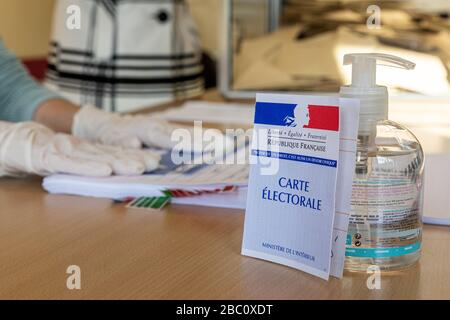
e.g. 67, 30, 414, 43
255, 102, 339, 132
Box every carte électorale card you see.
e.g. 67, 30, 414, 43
241, 93, 344, 280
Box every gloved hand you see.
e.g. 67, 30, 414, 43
0, 121, 160, 177
72, 105, 188, 150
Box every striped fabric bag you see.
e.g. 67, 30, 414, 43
45, 0, 204, 113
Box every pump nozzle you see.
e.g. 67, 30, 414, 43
343, 53, 415, 88
340, 53, 416, 134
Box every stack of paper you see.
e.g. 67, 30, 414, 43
43, 145, 250, 208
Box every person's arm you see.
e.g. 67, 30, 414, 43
0, 40, 71, 127
33, 98, 79, 133
0, 40, 92, 133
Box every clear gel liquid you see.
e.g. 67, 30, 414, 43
345, 120, 424, 272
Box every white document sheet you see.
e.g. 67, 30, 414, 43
330, 97, 360, 278
156, 101, 254, 125
422, 154, 450, 226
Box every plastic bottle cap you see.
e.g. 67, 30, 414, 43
339, 53, 415, 134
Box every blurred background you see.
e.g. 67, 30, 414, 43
2, 0, 449, 95
1, 0, 450, 153
220, 0, 450, 155
224, 0, 450, 95
0, 0, 222, 81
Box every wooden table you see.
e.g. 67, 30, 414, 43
1, 92, 450, 299
1, 177, 449, 299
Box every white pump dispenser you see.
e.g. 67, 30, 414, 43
339, 53, 415, 134
340, 53, 424, 272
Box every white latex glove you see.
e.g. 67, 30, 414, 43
0, 121, 160, 177
72, 105, 185, 149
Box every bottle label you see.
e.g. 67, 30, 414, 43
346, 240, 421, 258
346, 175, 422, 258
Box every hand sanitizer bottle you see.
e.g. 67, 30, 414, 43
340, 53, 424, 271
